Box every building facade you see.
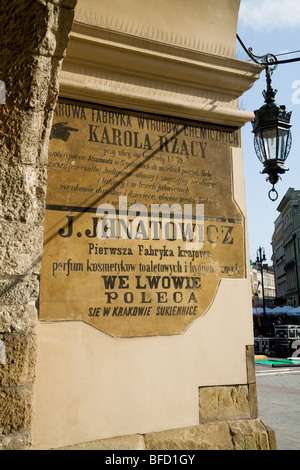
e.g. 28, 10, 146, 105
272, 188, 300, 307
251, 262, 276, 308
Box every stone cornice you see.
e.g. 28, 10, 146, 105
60, 22, 262, 127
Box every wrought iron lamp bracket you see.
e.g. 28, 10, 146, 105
247, 49, 278, 101
247, 48, 278, 70
237, 35, 278, 99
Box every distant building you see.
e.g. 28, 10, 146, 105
250, 262, 276, 307
272, 214, 286, 303
272, 188, 300, 307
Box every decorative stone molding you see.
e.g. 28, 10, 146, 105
59, 22, 262, 127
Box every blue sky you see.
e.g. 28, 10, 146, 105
237, 0, 300, 263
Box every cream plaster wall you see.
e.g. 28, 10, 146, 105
74, 0, 240, 58
32, 278, 253, 449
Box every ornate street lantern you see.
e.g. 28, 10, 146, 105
251, 58, 292, 201
236, 35, 295, 202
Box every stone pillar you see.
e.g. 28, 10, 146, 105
0, 0, 76, 450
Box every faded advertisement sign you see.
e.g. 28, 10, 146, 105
39, 99, 245, 337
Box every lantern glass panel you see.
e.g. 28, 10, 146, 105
277, 128, 290, 161
254, 132, 266, 163
262, 129, 277, 160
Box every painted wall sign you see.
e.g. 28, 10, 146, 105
40, 99, 245, 337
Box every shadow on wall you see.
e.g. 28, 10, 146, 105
0, 120, 187, 301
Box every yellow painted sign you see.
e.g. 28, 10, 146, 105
40, 99, 245, 337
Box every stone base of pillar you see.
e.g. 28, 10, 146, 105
53, 418, 276, 451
